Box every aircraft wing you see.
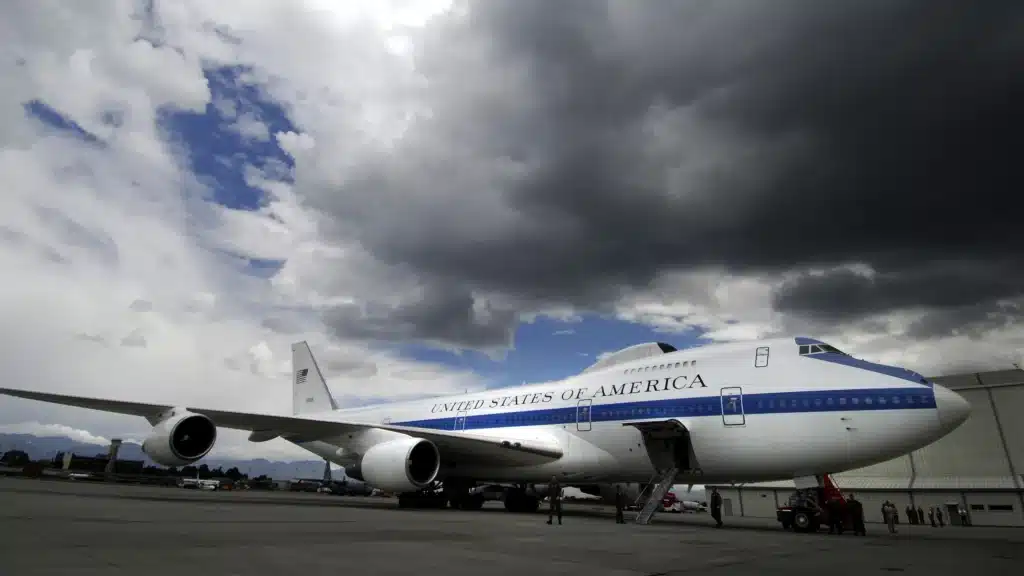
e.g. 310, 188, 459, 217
0, 387, 563, 466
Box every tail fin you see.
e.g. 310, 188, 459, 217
291, 341, 339, 415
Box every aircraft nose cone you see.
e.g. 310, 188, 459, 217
934, 384, 970, 431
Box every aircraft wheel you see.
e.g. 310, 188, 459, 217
792, 511, 812, 532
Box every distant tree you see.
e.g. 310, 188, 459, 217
198, 464, 211, 478
181, 465, 198, 477
1, 450, 30, 466
211, 466, 224, 478
225, 467, 244, 481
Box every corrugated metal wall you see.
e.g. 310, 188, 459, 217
917, 371, 1020, 489
707, 369, 1024, 527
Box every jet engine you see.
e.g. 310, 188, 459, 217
141, 409, 217, 467
344, 437, 440, 493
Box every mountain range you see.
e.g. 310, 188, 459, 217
0, 433, 343, 480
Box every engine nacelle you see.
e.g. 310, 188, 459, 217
141, 409, 217, 467
345, 437, 440, 493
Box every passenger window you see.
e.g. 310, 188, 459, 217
851, 397, 859, 405
814, 398, 822, 407
865, 397, 873, 405
826, 398, 834, 406
892, 396, 900, 404
692, 361, 697, 366
839, 397, 846, 405
879, 397, 887, 405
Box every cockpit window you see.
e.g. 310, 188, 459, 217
819, 344, 847, 355
799, 343, 849, 356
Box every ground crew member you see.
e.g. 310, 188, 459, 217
847, 494, 866, 536
827, 497, 844, 534
710, 487, 723, 528
614, 485, 626, 524
546, 475, 562, 525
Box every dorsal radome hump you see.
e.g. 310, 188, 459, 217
581, 342, 677, 374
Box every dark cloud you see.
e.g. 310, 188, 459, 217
129, 299, 152, 312
775, 261, 1024, 324
303, 0, 1024, 348
323, 283, 518, 349
119, 330, 147, 348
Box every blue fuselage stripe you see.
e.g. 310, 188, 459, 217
394, 387, 936, 431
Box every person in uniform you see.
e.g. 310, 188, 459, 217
885, 502, 898, 534
710, 487, 723, 528
847, 493, 866, 536
827, 497, 844, 534
614, 485, 626, 524
547, 475, 562, 525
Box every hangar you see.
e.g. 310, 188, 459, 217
707, 368, 1024, 527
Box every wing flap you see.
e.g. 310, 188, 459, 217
0, 387, 562, 465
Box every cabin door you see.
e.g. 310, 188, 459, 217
576, 399, 593, 432
720, 387, 745, 426
454, 410, 467, 431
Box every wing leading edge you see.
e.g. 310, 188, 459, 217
0, 387, 563, 465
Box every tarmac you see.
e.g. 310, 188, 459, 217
1, 477, 1020, 576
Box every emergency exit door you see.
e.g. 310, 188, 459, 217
721, 387, 745, 426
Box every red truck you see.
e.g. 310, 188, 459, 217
776, 474, 850, 532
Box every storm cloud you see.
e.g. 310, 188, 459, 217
294, 0, 1024, 349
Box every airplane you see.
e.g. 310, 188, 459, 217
0, 336, 971, 516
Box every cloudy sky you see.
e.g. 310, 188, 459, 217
1, 0, 1022, 460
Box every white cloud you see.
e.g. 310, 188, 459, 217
0, 0, 483, 460
0, 422, 111, 446
614, 269, 1024, 376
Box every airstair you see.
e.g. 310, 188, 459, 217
635, 467, 679, 525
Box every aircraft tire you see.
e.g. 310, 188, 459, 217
792, 510, 812, 532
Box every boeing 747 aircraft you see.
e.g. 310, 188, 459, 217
0, 337, 970, 519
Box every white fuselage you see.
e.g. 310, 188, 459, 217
291, 337, 966, 487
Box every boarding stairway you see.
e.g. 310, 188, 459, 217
634, 466, 679, 525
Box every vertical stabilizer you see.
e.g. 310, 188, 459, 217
291, 341, 339, 415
